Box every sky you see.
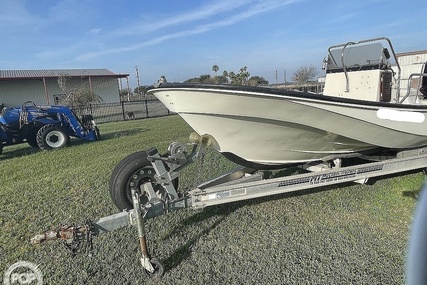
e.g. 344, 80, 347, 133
1, 0, 427, 87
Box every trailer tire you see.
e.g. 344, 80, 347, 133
109, 151, 178, 211
36, 124, 69, 150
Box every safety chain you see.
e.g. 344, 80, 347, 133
59, 219, 94, 257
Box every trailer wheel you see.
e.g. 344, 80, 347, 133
143, 258, 165, 278
109, 151, 178, 211
36, 124, 69, 150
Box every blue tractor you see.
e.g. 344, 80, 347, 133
0, 101, 100, 154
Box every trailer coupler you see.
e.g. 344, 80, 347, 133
30, 220, 93, 257
30, 187, 165, 277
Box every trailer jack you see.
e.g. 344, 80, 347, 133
31, 187, 166, 277
131, 186, 164, 277
31, 137, 427, 279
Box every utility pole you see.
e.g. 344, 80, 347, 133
135, 66, 141, 98
136, 65, 149, 117
284, 70, 287, 85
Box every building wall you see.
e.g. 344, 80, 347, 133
0, 77, 120, 107
0, 79, 47, 106
397, 52, 427, 65
397, 52, 427, 91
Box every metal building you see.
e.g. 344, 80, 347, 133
396, 50, 427, 94
0, 69, 129, 107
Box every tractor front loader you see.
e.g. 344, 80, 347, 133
0, 101, 100, 154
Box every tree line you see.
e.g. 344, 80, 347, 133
121, 65, 319, 100
55, 65, 319, 104
184, 65, 269, 86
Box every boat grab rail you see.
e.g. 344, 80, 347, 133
327, 37, 401, 100
341, 41, 356, 92
400, 73, 427, 103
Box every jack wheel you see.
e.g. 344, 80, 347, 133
143, 257, 165, 278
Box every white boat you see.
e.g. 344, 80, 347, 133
147, 37, 427, 169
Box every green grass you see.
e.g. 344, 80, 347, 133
0, 115, 424, 284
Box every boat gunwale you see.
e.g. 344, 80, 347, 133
147, 83, 427, 111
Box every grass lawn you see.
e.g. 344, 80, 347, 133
0, 115, 424, 284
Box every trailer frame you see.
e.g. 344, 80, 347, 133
31, 137, 427, 277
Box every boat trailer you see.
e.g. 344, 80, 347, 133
31, 133, 427, 277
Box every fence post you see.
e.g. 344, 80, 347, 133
121, 101, 126, 121
144, 98, 149, 118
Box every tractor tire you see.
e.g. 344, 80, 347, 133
109, 151, 178, 211
27, 128, 39, 148
36, 124, 69, 151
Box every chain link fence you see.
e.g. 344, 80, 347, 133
71, 99, 172, 123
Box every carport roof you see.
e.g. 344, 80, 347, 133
0, 68, 129, 79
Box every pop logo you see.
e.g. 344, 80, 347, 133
3, 261, 43, 285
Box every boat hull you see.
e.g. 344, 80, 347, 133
148, 84, 427, 167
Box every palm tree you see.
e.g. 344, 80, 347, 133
212, 65, 219, 75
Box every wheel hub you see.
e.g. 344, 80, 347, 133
127, 167, 157, 205
46, 131, 65, 147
